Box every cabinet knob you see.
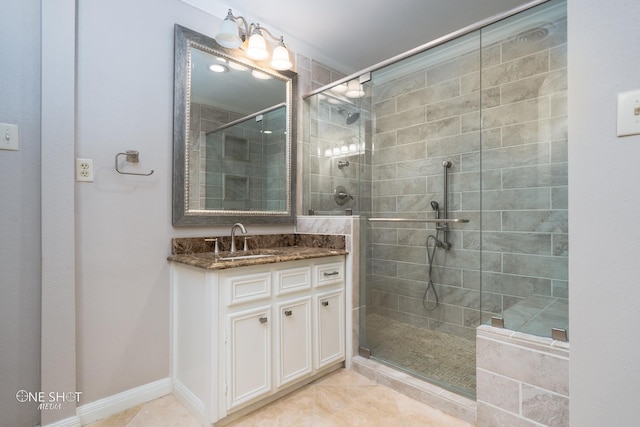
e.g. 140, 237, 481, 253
259, 317, 268, 324
321, 301, 329, 307
284, 310, 293, 317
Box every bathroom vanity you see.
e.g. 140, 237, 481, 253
169, 235, 347, 425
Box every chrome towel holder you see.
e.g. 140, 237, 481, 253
115, 150, 154, 176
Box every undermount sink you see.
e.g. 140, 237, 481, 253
218, 253, 276, 261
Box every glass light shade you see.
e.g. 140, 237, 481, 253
345, 80, 365, 98
330, 83, 348, 94
270, 44, 292, 70
246, 32, 269, 60
215, 17, 242, 48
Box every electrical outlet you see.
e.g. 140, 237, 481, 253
76, 158, 94, 182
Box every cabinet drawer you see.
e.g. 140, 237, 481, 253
314, 261, 344, 287
224, 271, 271, 306
275, 266, 311, 296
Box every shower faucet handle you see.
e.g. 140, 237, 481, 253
334, 185, 353, 205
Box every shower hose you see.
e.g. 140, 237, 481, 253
422, 231, 441, 312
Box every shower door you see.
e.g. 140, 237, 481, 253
359, 0, 568, 400
361, 31, 483, 399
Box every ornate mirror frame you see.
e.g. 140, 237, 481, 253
172, 24, 297, 226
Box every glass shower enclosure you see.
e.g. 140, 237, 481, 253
304, 0, 567, 399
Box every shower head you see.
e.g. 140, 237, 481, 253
430, 201, 440, 219
337, 108, 360, 125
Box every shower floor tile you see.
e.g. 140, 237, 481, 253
366, 313, 476, 397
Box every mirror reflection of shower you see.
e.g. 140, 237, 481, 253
337, 107, 360, 125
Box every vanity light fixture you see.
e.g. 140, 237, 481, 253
345, 79, 366, 98
215, 9, 293, 71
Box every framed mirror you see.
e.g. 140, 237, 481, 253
173, 24, 297, 225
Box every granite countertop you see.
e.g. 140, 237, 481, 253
168, 233, 347, 270
168, 246, 347, 270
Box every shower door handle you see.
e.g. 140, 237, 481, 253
367, 218, 469, 224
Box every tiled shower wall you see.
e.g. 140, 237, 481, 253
368, 5, 568, 340
188, 102, 242, 209
189, 103, 287, 211
476, 325, 569, 426
305, 95, 370, 214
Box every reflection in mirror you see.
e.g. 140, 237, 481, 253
173, 24, 296, 225
198, 105, 287, 211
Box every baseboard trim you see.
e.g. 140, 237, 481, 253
76, 377, 172, 425
173, 379, 207, 425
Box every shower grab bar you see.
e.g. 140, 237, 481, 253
367, 218, 469, 224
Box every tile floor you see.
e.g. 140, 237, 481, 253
367, 313, 476, 397
86, 369, 475, 426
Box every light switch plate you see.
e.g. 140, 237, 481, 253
0, 123, 19, 151
617, 90, 640, 137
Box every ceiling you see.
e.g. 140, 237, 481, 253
205, 0, 537, 74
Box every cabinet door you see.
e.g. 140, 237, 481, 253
277, 297, 312, 387
227, 306, 272, 410
316, 291, 345, 369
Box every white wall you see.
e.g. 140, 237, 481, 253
0, 0, 42, 425
568, 0, 640, 425
41, 0, 79, 424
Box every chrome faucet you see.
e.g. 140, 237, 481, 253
230, 223, 247, 253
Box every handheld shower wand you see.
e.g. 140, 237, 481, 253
430, 201, 440, 219
424, 200, 443, 311
430, 201, 446, 249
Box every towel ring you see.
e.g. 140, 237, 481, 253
115, 150, 154, 176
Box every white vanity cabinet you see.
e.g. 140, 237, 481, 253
171, 255, 345, 425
